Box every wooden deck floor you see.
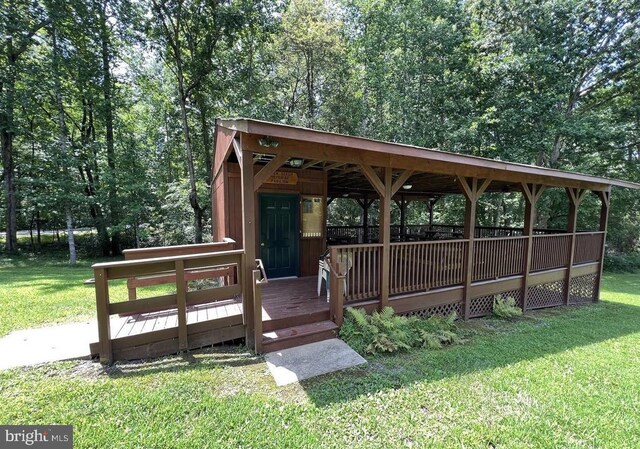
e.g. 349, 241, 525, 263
109, 276, 328, 339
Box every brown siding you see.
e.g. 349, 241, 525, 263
225, 162, 327, 277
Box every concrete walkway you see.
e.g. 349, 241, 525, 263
0, 321, 98, 370
264, 339, 367, 386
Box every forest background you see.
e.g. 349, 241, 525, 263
1, 0, 639, 266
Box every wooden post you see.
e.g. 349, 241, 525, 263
127, 279, 137, 300
360, 165, 411, 309
240, 138, 257, 349
94, 267, 112, 364
458, 176, 492, 319
362, 194, 369, 243
175, 259, 188, 351
594, 189, 611, 301
564, 187, 588, 305
521, 183, 545, 313
252, 269, 263, 354
330, 261, 346, 326
379, 167, 392, 308
399, 194, 406, 241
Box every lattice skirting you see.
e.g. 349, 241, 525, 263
469, 289, 523, 318
402, 301, 464, 319
526, 279, 566, 310
568, 273, 598, 304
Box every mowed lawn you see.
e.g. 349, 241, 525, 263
0, 254, 173, 336
0, 260, 639, 448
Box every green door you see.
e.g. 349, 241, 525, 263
259, 193, 299, 278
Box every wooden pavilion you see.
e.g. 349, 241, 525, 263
91, 119, 639, 363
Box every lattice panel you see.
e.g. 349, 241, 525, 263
469, 289, 523, 318
569, 274, 597, 304
526, 279, 566, 310
403, 301, 464, 319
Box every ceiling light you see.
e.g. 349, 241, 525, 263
288, 158, 304, 168
258, 137, 280, 148
402, 184, 412, 190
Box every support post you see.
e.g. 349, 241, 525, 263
94, 267, 112, 364
594, 189, 611, 301
521, 183, 545, 313
330, 261, 346, 326
399, 194, 406, 241
379, 168, 392, 308
240, 139, 257, 349
175, 259, 188, 351
252, 269, 263, 354
458, 176, 492, 319
362, 194, 369, 243
564, 187, 588, 305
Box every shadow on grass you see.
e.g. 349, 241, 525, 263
101, 345, 262, 379
298, 300, 640, 407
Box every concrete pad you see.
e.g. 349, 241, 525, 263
265, 339, 367, 386
0, 321, 98, 370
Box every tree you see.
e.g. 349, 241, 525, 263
149, 0, 241, 243
0, 0, 49, 252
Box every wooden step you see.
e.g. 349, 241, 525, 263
262, 309, 330, 332
262, 321, 338, 353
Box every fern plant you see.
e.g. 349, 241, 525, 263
340, 307, 462, 355
492, 294, 522, 319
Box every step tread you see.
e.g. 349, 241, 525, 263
263, 320, 338, 342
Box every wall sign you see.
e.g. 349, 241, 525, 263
302, 196, 323, 238
266, 171, 298, 185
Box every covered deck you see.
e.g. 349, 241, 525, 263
90, 118, 639, 363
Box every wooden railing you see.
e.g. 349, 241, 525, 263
531, 234, 572, 272
327, 223, 565, 243
574, 232, 605, 265
123, 239, 236, 300
93, 248, 244, 363
473, 236, 528, 281
389, 239, 468, 295
330, 244, 382, 302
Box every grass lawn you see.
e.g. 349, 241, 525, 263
1, 267, 639, 448
0, 253, 172, 336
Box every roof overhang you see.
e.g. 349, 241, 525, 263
218, 118, 640, 193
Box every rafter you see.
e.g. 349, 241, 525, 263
360, 165, 385, 197
253, 154, 288, 191
391, 170, 414, 196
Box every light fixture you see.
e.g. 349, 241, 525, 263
257, 137, 280, 148
342, 193, 349, 197
402, 184, 412, 190
288, 158, 304, 168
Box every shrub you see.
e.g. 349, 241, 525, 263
340, 306, 462, 355
604, 252, 640, 273
492, 294, 522, 319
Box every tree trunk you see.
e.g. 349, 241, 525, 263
177, 67, 203, 243
66, 211, 77, 264
196, 93, 212, 186
51, 21, 76, 264
99, 0, 119, 255
1, 71, 18, 253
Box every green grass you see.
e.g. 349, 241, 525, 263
1, 272, 639, 448
0, 253, 173, 336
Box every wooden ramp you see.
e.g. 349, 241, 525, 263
90, 276, 334, 361
89, 298, 244, 361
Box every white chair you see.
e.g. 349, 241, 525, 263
317, 253, 352, 301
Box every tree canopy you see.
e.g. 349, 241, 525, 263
1, 0, 638, 261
